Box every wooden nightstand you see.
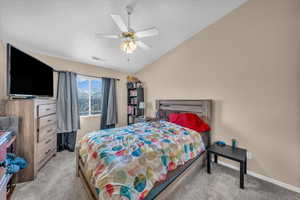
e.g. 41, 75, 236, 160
207, 143, 247, 189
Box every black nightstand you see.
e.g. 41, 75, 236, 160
207, 143, 247, 189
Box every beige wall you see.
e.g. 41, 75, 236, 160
136, 0, 300, 188
0, 42, 128, 139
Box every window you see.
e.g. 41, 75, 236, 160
77, 76, 102, 116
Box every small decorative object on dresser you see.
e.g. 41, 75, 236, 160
207, 143, 247, 189
6, 99, 57, 182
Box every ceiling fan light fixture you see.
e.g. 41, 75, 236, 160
96, 2, 157, 54
120, 39, 137, 54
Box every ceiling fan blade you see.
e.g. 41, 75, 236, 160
135, 27, 159, 38
111, 14, 128, 32
136, 41, 151, 50
95, 33, 119, 39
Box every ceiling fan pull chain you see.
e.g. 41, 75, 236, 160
126, 5, 133, 30
128, 13, 130, 29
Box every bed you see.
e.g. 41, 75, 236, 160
76, 99, 212, 200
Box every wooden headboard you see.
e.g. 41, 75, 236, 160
156, 99, 212, 124
156, 99, 212, 147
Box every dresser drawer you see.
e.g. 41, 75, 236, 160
38, 114, 56, 129
38, 104, 56, 117
37, 148, 56, 171
37, 135, 56, 162
38, 124, 57, 142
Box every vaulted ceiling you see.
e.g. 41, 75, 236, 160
0, 0, 247, 73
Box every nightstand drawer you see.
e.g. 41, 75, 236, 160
38, 104, 56, 117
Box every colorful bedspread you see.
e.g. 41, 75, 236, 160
79, 121, 205, 200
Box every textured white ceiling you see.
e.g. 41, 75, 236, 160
0, 0, 247, 73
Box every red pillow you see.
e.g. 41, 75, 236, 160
169, 113, 211, 133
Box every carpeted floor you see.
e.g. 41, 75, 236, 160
12, 151, 300, 200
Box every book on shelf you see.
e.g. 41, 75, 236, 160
129, 90, 137, 97
127, 82, 143, 89
128, 115, 134, 124
130, 98, 138, 105
128, 106, 138, 115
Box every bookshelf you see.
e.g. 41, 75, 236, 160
127, 82, 144, 125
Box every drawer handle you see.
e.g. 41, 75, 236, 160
47, 129, 53, 133
45, 139, 52, 144
46, 108, 51, 111
47, 120, 52, 123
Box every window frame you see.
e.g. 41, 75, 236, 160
77, 75, 102, 117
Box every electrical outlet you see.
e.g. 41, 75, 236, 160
247, 152, 252, 160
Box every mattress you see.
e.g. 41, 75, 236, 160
79, 121, 206, 200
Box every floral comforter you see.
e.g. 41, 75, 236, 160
79, 121, 205, 200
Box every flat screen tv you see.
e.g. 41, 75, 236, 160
7, 44, 54, 97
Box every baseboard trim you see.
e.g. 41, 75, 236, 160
218, 161, 300, 194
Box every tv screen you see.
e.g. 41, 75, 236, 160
7, 44, 53, 97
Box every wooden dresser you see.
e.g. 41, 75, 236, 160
6, 99, 57, 182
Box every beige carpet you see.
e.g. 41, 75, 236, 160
12, 151, 300, 200
12, 151, 88, 200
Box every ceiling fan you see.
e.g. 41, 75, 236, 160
96, 3, 159, 54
